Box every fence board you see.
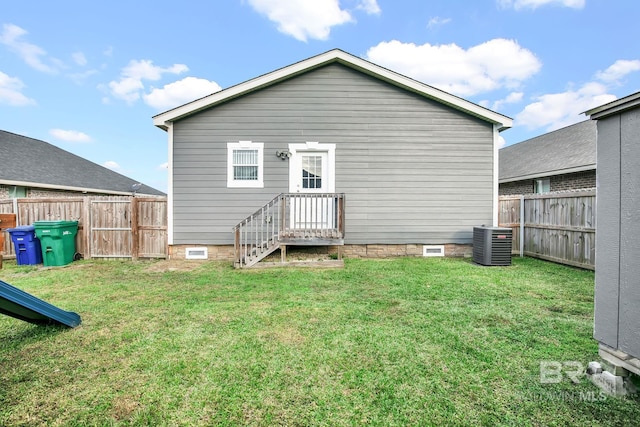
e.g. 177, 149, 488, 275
499, 190, 596, 269
0, 196, 167, 262
136, 198, 168, 258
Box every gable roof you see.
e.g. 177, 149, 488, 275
153, 48, 513, 132
499, 120, 596, 183
585, 90, 640, 119
0, 130, 165, 196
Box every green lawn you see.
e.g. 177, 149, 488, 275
0, 257, 638, 426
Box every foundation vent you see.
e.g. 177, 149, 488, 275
185, 247, 208, 260
423, 245, 445, 257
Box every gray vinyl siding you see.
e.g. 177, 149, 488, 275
594, 106, 640, 358
172, 63, 494, 245
594, 116, 621, 348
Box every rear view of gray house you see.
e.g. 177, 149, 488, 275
586, 92, 640, 382
153, 49, 512, 266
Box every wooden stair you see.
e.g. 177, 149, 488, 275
233, 193, 345, 268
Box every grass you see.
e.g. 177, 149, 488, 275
0, 257, 638, 426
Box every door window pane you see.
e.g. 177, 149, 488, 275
302, 155, 322, 189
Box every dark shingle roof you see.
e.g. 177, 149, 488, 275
0, 130, 165, 196
499, 120, 596, 182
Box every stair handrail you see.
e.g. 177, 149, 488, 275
233, 193, 284, 268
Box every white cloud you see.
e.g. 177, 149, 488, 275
158, 162, 168, 170
144, 76, 221, 111
516, 82, 616, 131
103, 161, 121, 171
498, 0, 585, 9
247, 0, 353, 41
0, 71, 36, 106
511, 58, 640, 132
49, 129, 92, 143
491, 91, 524, 111
356, 0, 381, 15
109, 77, 145, 103
497, 135, 507, 148
427, 16, 452, 29
108, 59, 189, 104
72, 52, 87, 66
69, 69, 99, 84
595, 59, 640, 83
366, 39, 541, 97
0, 24, 60, 73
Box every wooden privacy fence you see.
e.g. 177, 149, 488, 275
499, 190, 596, 270
0, 196, 167, 261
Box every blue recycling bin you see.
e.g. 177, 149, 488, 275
6, 225, 42, 265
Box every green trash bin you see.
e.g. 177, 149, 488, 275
33, 220, 79, 267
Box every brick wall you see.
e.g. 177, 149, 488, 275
499, 169, 596, 195
27, 188, 88, 198
550, 170, 596, 192
499, 180, 534, 195
169, 245, 235, 260
0, 185, 113, 200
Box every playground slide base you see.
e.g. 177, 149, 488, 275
0, 279, 81, 328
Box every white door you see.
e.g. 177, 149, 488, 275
293, 152, 329, 194
289, 144, 335, 230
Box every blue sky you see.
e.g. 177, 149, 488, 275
1, 0, 639, 193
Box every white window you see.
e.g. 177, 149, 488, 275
534, 178, 550, 194
227, 141, 264, 188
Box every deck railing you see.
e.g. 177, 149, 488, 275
233, 193, 345, 267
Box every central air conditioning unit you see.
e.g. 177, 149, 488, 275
472, 226, 512, 266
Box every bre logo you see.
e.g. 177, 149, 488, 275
540, 361, 584, 384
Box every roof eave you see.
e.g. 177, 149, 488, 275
0, 179, 136, 196
585, 91, 640, 119
499, 164, 596, 183
153, 49, 513, 131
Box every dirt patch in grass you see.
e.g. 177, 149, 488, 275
258, 326, 306, 346
112, 396, 142, 421
143, 259, 211, 273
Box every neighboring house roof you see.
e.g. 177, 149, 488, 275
585, 90, 640, 119
499, 120, 596, 183
0, 130, 165, 196
154, 48, 513, 132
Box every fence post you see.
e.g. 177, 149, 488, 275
82, 196, 90, 260
131, 196, 139, 260
519, 195, 525, 257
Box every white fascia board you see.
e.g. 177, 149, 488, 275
0, 179, 133, 196
585, 91, 640, 119
153, 49, 513, 131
